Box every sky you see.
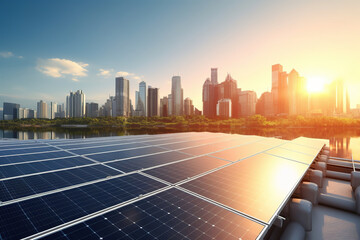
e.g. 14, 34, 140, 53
1, 0, 360, 110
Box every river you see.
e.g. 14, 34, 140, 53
1, 127, 359, 160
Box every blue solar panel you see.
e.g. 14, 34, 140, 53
0, 174, 166, 240
0, 143, 48, 151
67, 142, 146, 155
105, 151, 191, 173
0, 151, 74, 165
42, 188, 265, 240
144, 156, 228, 184
86, 146, 165, 162
0, 146, 59, 156
0, 164, 122, 201
0, 156, 92, 179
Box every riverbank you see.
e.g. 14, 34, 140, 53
1, 115, 360, 129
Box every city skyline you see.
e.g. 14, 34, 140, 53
1, 0, 360, 110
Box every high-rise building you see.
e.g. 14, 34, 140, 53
211, 68, 218, 84
0, 109, 3, 120
238, 91, 257, 117
50, 102, 57, 119
86, 103, 99, 118
184, 97, 194, 116
139, 81, 147, 116
115, 77, 130, 117
55, 104, 65, 118
134, 81, 147, 117
218, 74, 238, 117
28, 109, 36, 119
272, 64, 288, 115
203, 78, 217, 118
171, 76, 183, 116
147, 87, 159, 117
216, 99, 232, 118
168, 94, 173, 116
256, 92, 274, 116
160, 96, 168, 117
288, 69, 308, 115
3, 102, 20, 120
37, 100, 48, 118
66, 90, 86, 118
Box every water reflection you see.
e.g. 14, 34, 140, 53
1, 127, 360, 160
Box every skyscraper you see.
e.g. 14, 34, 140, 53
147, 86, 159, 117
168, 94, 173, 116
272, 64, 288, 115
37, 100, 48, 118
184, 97, 194, 116
86, 103, 99, 118
139, 81, 147, 116
238, 91, 257, 117
217, 99, 232, 118
50, 102, 57, 119
171, 76, 183, 116
211, 68, 218, 84
3, 102, 20, 120
115, 77, 130, 117
66, 90, 86, 118
134, 81, 146, 116
218, 74, 238, 117
256, 92, 274, 116
160, 96, 168, 117
288, 69, 308, 115
203, 78, 217, 118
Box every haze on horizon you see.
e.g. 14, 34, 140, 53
1, 0, 360, 110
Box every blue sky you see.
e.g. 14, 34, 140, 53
1, 0, 360, 110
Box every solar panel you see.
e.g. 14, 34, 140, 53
144, 155, 228, 184
0, 150, 75, 165
210, 142, 276, 162
0, 146, 59, 157
0, 133, 324, 240
85, 146, 166, 162
104, 151, 191, 173
0, 174, 166, 240
0, 164, 122, 201
0, 156, 92, 179
180, 153, 309, 224
42, 188, 265, 240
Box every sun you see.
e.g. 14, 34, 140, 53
307, 76, 326, 93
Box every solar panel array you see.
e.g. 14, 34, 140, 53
0, 132, 325, 240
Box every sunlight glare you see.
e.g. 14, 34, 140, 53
307, 76, 326, 93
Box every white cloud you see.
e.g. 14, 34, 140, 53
116, 71, 142, 81
116, 71, 132, 77
72, 78, 79, 82
37, 58, 88, 79
0, 51, 23, 59
98, 68, 112, 77
0, 51, 14, 58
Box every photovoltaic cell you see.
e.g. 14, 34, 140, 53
0, 151, 74, 165
0, 156, 92, 179
181, 153, 309, 223
210, 142, 274, 162
179, 140, 244, 156
0, 174, 166, 240
105, 151, 191, 173
86, 146, 166, 162
0, 146, 59, 156
67, 142, 146, 155
279, 143, 321, 156
0, 164, 121, 201
144, 156, 228, 184
42, 188, 265, 240
265, 147, 315, 165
